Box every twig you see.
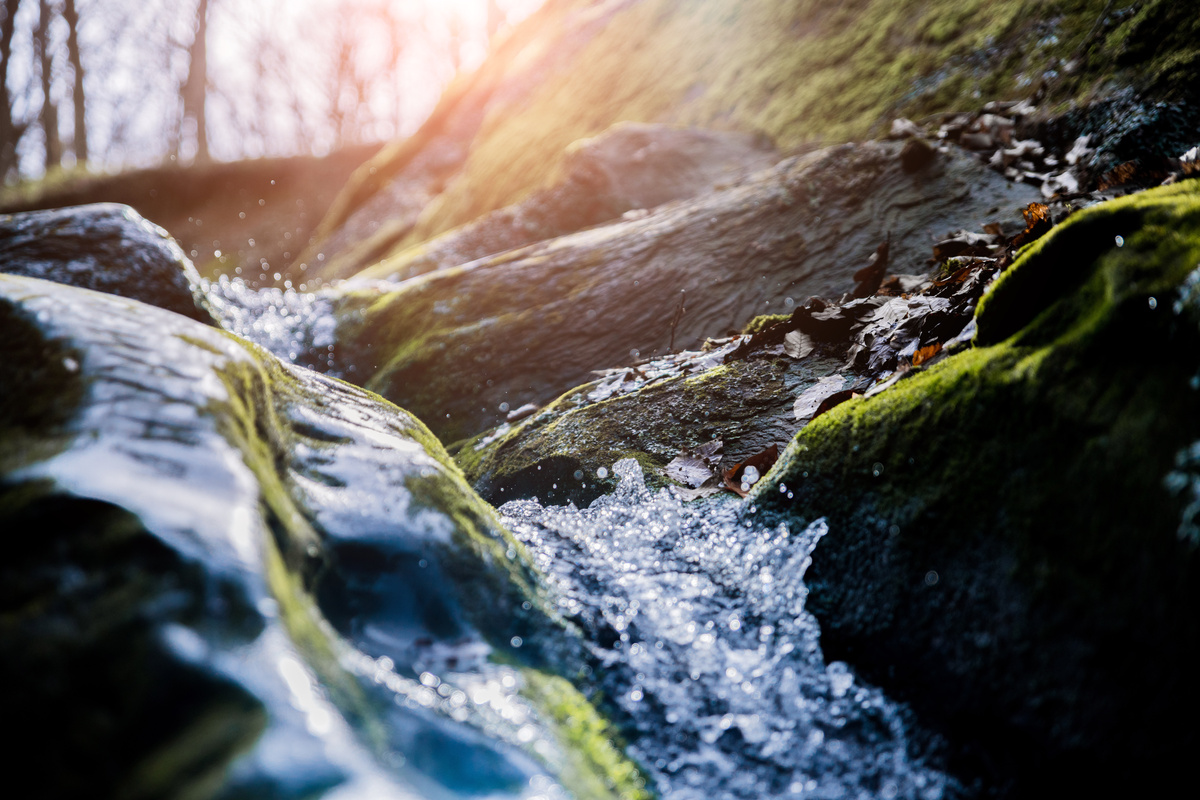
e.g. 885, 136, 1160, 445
669, 289, 686, 352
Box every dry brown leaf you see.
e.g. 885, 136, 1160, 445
913, 342, 943, 366
722, 445, 780, 498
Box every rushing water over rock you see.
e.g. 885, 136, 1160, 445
204, 274, 341, 372
501, 460, 954, 800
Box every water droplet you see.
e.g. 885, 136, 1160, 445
574, 470, 584, 481
872, 462, 884, 477
510, 636, 523, 648
630, 348, 641, 359
499, 401, 510, 412
1115, 235, 1125, 247
925, 570, 939, 586
1149, 296, 1158, 310
62, 357, 79, 373
597, 467, 609, 479
629, 688, 644, 702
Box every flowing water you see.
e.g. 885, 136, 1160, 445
202, 277, 954, 799
502, 460, 952, 800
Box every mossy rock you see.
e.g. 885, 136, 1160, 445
304, 0, 1190, 280
333, 140, 1039, 444
0, 203, 216, 323
453, 345, 855, 507
0, 274, 643, 799
753, 180, 1200, 794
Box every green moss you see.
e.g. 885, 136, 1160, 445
395, 0, 1136, 246
521, 670, 653, 800
763, 179, 1200, 547
741, 313, 790, 335
752, 181, 1200, 779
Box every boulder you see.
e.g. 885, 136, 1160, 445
358, 123, 779, 282
301, 0, 1195, 282
453, 331, 866, 508
0, 273, 645, 800
332, 140, 1040, 443
0, 203, 215, 323
752, 181, 1200, 795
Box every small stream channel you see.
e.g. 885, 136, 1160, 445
204, 277, 956, 800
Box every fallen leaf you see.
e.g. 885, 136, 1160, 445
664, 439, 724, 488
670, 484, 726, 501
852, 234, 891, 298
722, 445, 780, 498
694, 438, 723, 464
794, 375, 847, 420
812, 389, 860, 419
784, 330, 815, 359
912, 342, 943, 366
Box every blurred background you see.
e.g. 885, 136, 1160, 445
0, 0, 545, 285
0, 0, 543, 182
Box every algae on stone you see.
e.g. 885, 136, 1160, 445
0, 273, 644, 800
333, 140, 1039, 443
752, 180, 1200, 794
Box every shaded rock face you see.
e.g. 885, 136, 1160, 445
362, 123, 780, 282
334, 140, 1040, 443
752, 182, 1200, 795
0, 203, 215, 323
0, 274, 641, 800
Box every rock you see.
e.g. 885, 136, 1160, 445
452, 337, 865, 507
332, 140, 1041, 443
357, 122, 779, 282
889, 118, 924, 139
0, 203, 215, 323
753, 182, 1200, 795
300, 0, 1181, 282
0, 274, 644, 800
899, 137, 936, 173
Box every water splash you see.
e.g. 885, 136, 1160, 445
501, 459, 953, 800
205, 275, 339, 372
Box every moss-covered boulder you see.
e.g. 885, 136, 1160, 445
333, 140, 1039, 443
0, 274, 645, 800
752, 181, 1200, 794
0, 203, 216, 323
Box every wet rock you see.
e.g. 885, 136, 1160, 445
361, 122, 780, 282
451, 338, 865, 507
754, 182, 1200, 796
0, 203, 215, 323
333, 140, 1041, 443
899, 137, 936, 173
0, 274, 641, 800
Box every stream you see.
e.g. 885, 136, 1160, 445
204, 277, 957, 799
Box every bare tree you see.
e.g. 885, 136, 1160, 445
0, 0, 27, 180
35, 0, 62, 171
180, 0, 209, 162
61, 0, 85, 163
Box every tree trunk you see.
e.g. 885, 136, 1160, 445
36, 0, 63, 172
182, 0, 210, 163
0, 0, 23, 180
61, 0, 86, 164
